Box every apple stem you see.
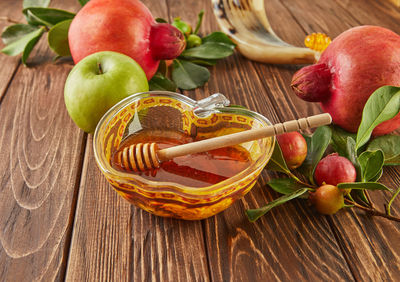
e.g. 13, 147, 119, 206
97, 62, 103, 75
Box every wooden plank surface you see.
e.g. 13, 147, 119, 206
270, 0, 400, 280
0, 1, 83, 281
0, 0, 25, 101
169, 1, 354, 281
0, 0, 399, 281
65, 1, 210, 281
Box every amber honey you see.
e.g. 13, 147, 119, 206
95, 92, 274, 219
111, 129, 252, 187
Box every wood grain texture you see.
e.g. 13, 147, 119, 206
169, 0, 354, 281
66, 137, 210, 282
386, 0, 400, 7
65, 138, 132, 281
263, 0, 400, 280
1, 0, 399, 281
0, 0, 25, 102
336, 0, 400, 31
0, 1, 83, 281
66, 1, 210, 281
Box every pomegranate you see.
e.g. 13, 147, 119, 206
291, 26, 400, 135
68, 0, 186, 80
314, 153, 356, 186
276, 132, 307, 169
309, 184, 344, 215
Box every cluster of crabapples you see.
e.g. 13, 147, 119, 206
276, 132, 357, 215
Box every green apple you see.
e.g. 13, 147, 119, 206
64, 51, 149, 133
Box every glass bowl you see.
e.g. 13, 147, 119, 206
93, 91, 275, 220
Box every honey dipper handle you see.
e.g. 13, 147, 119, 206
157, 113, 332, 161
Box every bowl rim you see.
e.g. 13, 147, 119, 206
93, 91, 275, 195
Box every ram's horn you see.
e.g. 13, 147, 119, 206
212, 0, 318, 64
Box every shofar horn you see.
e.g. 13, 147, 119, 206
212, 0, 318, 64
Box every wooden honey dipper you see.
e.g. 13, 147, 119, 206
115, 113, 332, 172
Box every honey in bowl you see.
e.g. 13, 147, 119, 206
111, 129, 252, 187
94, 91, 274, 219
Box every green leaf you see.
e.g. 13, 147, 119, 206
345, 137, 362, 181
385, 155, 400, 166
186, 58, 217, 66
367, 135, 400, 165
21, 27, 45, 64
370, 169, 383, 182
181, 42, 235, 59
268, 178, 309, 198
330, 125, 356, 157
149, 73, 177, 91
190, 58, 217, 66
345, 137, 358, 164
387, 186, 400, 215
266, 142, 290, 175
357, 150, 384, 182
1, 24, 39, 45
202, 31, 235, 47
23, 7, 75, 27
298, 126, 332, 184
356, 86, 400, 150
23, 0, 50, 8
78, 0, 90, 6
246, 188, 308, 222
338, 182, 391, 191
194, 10, 204, 34
155, 17, 168, 23
171, 59, 210, 90
1, 26, 44, 56
47, 19, 72, 56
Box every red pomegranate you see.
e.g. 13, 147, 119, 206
68, 0, 186, 79
314, 153, 357, 186
291, 26, 400, 135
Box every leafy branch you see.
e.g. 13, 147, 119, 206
149, 11, 235, 91
247, 188, 309, 222
345, 198, 400, 222
1, 1, 235, 91
0, 0, 81, 64
247, 86, 400, 222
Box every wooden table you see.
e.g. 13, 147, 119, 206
1, 0, 400, 280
